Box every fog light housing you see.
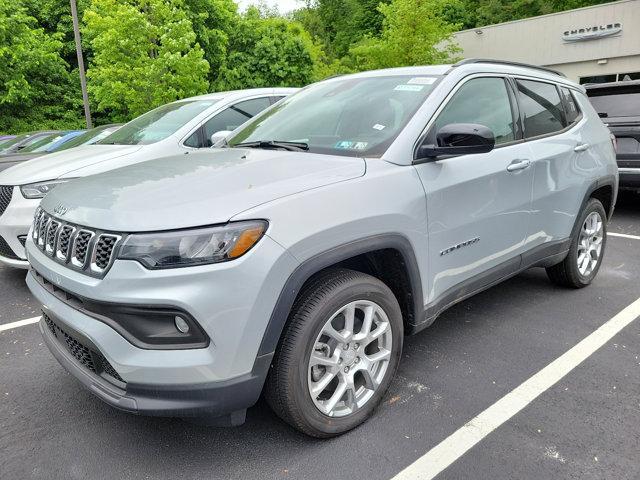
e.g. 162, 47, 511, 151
175, 316, 190, 334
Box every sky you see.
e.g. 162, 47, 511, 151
236, 0, 302, 14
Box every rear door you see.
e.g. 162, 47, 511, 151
519, 79, 594, 248
413, 75, 533, 303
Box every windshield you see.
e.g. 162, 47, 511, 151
20, 133, 65, 153
56, 125, 121, 151
97, 100, 218, 145
0, 134, 29, 153
229, 75, 441, 157
589, 92, 640, 118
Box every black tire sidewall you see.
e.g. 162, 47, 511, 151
290, 274, 403, 436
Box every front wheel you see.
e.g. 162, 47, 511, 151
546, 198, 607, 288
265, 268, 403, 438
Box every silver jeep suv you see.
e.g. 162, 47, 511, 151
26, 60, 618, 437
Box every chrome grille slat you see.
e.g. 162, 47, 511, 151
31, 210, 122, 277
71, 230, 94, 268
45, 220, 60, 255
56, 225, 75, 261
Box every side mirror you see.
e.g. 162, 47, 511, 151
210, 130, 232, 147
416, 123, 495, 160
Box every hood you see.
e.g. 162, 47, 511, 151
41, 148, 366, 232
0, 144, 143, 186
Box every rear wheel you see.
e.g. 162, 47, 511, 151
546, 198, 607, 288
265, 268, 403, 438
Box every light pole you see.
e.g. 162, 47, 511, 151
70, 0, 92, 129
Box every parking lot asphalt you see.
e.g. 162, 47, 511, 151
1, 192, 639, 480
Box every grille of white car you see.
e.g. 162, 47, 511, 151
0, 186, 12, 216
32, 207, 121, 276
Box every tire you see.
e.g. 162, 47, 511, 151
265, 268, 403, 438
546, 198, 607, 288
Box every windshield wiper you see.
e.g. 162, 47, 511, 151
234, 140, 309, 152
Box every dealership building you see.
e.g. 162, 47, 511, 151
454, 0, 640, 84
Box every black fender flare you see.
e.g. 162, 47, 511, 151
570, 175, 618, 241
256, 233, 424, 357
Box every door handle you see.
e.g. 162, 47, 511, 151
574, 143, 590, 152
506, 159, 531, 172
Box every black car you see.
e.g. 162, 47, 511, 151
586, 80, 640, 191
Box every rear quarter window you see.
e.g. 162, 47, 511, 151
516, 79, 565, 138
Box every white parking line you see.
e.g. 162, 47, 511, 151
608, 232, 640, 241
0, 316, 41, 333
391, 296, 640, 480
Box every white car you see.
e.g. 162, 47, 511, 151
0, 88, 296, 267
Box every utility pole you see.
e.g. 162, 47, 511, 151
70, 0, 92, 129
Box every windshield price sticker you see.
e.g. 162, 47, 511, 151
407, 77, 437, 85
394, 84, 424, 92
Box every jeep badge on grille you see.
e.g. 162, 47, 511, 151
53, 204, 68, 216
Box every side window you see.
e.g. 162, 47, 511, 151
516, 80, 565, 138
560, 87, 581, 125
270, 95, 286, 104
202, 97, 272, 146
184, 130, 202, 148
432, 77, 515, 145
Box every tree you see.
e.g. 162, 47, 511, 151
83, 0, 210, 122
0, 2, 83, 133
182, 0, 238, 83
294, 0, 390, 61
350, 0, 461, 70
214, 7, 320, 90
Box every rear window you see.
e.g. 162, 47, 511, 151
516, 80, 565, 138
588, 92, 640, 118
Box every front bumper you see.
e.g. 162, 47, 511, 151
39, 311, 272, 418
26, 231, 298, 418
0, 186, 38, 267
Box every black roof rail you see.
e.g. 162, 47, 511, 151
452, 58, 566, 78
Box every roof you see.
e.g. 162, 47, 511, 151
181, 87, 299, 103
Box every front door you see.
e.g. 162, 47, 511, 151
413, 76, 534, 305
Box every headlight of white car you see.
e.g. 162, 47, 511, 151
20, 180, 70, 199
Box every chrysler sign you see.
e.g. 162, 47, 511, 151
563, 23, 622, 42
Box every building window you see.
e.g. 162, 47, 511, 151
580, 72, 640, 85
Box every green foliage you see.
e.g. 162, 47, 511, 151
350, 0, 461, 70
0, 2, 83, 133
181, 0, 237, 82
0, 0, 619, 133
213, 7, 319, 90
83, 0, 210, 122
295, 0, 390, 60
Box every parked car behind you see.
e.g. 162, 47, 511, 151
25, 61, 617, 437
52, 124, 123, 153
0, 125, 122, 173
0, 136, 17, 148
0, 88, 296, 267
586, 80, 640, 191
0, 131, 60, 155
0, 131, 84, 173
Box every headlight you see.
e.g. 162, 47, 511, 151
20, 180, 70, 199
118, 220, 268, 269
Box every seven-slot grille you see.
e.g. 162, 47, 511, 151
0, 186, 12, 217
32, 208, 122, 276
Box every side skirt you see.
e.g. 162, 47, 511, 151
407, 238, 570, 335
